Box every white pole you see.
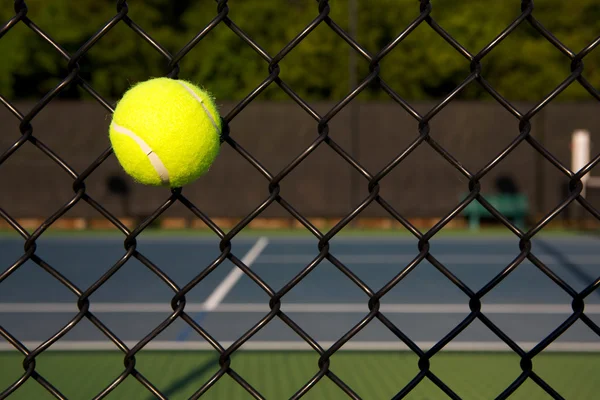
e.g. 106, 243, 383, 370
349, 0, 359, 212
572, 129, 591, 197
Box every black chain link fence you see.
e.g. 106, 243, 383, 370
1, 0, 599, 399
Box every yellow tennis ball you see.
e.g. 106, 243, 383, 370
108, 77, 222, 188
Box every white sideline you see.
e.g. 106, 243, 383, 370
0, 340, 598, 352
203, 237, 269, 311
256, 254, 600, 265
1, 303, 600, 314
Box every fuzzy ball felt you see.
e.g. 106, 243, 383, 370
109, 77, 221, 188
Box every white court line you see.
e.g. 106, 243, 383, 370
256, 254, 600, 265
2, 303, 600, 314
203, 237, 269, 311
0, 341, 598, 352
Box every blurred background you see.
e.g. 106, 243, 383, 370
2, 1, 600, 399
1, 0, 600, 233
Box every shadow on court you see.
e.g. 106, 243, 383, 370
145, 355, 220, 399
536, 239, 599, 299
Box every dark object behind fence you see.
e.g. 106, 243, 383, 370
1, 1, 600, 399
2, 100, 600, 221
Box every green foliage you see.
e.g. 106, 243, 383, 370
0, 0, 598, 102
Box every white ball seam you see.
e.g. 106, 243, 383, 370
111, 122, 170, 186
176, 81, 220, 134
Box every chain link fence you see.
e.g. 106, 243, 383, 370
1, 0, 599, 399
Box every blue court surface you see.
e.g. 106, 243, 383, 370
0, 233, 599, 352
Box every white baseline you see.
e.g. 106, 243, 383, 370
0, 340, 598, 353
1, 303, 600, 314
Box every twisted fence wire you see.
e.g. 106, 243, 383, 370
1, 0, 599, 399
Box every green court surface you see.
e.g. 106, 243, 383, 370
2, 351, 598, 399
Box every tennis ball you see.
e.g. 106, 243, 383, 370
108, 77, 222, 188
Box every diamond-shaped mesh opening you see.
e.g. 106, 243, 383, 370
2, 0, 600, 399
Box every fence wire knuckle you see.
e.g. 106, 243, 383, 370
1, 0, 599, 399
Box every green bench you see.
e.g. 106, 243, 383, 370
461, 193, 529, 230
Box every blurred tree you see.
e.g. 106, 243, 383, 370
358, 0, 600, 101
0, 0, 598, 102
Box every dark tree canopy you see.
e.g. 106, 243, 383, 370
1, 0, 598, 102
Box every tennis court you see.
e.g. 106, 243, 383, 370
1, 231, 599, 399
